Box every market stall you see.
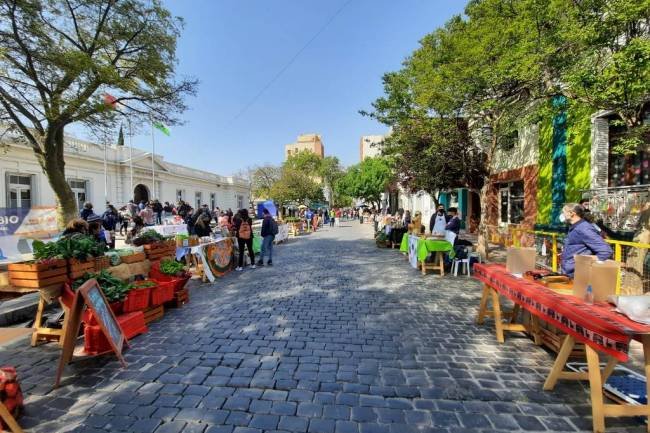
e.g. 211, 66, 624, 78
176, 237, 234, 282
399, 234, 453, 275
474, 262, 650, 433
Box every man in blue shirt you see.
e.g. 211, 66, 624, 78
560, 203, 613, 277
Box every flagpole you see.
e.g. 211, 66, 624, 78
104, 140, 108, 203
150, 119, 156, 199
128, 118, 133, 200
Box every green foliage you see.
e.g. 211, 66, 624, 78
72, 269, 130, 303
132, 229, 166, 246
250, 165, 281, 199
337, 157, 393, 208
269, 167, 324, 206
159, 258, 185, 276
33, 234, 105, 261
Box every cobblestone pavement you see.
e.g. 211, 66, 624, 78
0, 223, 646, 433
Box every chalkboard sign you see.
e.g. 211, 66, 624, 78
54, 279, 128, 388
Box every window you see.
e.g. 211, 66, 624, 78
499, 181, 524, 225
237, 195, 244, 210
6, 174, 33, 209
499, 130, 518, 151
176, 189, 184, 202
67, 179, 88, 212
210, 193, 216, 210
195, 191, 202, 209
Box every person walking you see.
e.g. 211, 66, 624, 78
152, 200, 163, 225
257, 209, 277, 266
235, 209, 255, 271
118, 206, 131, 236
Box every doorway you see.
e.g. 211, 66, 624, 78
134, 184, 150, 204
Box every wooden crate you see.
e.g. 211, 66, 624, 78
8, 260, 67, 288
143, 304, 164, 324
94, 256, 110, 272
120, 251, 146, 264
538, 326, 585, 358
67, 258, 95, 279
166, 288, 189, 308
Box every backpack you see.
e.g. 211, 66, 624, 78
269, 218, 279, 236
239, 220, 251, 240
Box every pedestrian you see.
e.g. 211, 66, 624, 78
62, 218, 89, 237
138, 200, 145, 210
118, 206, 130, 236
330, 209, 335, 227
163, 201, 173, 220
139, 202, 155, 226
86, 214, 107, 248
194, 212, 212, 237
80, 202, 94, 221
257, 208, 277, 266
126, 216, 145, 244
305, 208, 313, 231
152, 200, 163, 225
234, 208, 255, 271
429, 205, 449, 234
101, 204, 119, 248
185, 208, 196, 235
373, 210, 379, 232
128, 200, 139, 218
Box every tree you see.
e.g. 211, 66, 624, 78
269, 167, 324, 208
248, 165, 281, 200
337, 157, 393, 210
0, 0, 197, 227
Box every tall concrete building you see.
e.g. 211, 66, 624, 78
360, 135, 385, 160
285, 134, 325, 160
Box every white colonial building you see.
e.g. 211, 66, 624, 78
1, 134, 250, 212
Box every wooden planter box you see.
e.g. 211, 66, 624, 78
94, 256, 110, 272
120, 251, 146, 264
8, 259, 67, 288
67, 258, 95, 280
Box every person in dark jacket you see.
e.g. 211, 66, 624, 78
234, 208, 255, 271
560, 203, 613, 277
101, 204, 119, 248
257, 208, 275, 266
80, 202, 94, 221
152, 200, 163, 224
184, 208, 196, 235
445, 207, 461, 235
194, 212, 212, 237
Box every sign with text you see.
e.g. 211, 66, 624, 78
0, 207, 58, 263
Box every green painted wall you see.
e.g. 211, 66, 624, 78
536, 101, 594, 225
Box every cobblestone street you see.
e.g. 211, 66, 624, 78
0, 223, 645, 433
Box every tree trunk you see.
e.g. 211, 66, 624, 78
38, 126, 77, 230
476, 130, 498, 261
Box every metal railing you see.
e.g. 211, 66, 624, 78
502, 227, 650, 295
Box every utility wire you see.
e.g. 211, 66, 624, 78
228, 0, 354, 124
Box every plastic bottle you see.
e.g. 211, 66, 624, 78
585, 285, 594, 304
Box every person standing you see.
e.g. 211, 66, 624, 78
445, 207, 461, 237
118, 206, 131, 236
128, 200, 139, 218
429, 205, 449, 234
139, 202, 155, 226
235, 209, 255, 271
152, 200, 163, 225
257, 208, 277, 266
101, 204, 119, 249
163, 201, 174, 220
305, 208, 313, 231
80, 202, 94, 221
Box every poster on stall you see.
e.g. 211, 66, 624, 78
0, 207, 58, 263
408, 235, 419, 269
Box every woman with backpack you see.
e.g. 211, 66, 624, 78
234, 208, 255, 271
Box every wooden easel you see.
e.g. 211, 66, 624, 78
543, 334, 649, 433
0, 401, 23, 433
54, 279, 128, 388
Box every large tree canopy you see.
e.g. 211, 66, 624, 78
0, 0, 197, 226
337, 157, 393, 210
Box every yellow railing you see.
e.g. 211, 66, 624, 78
507, 227, 650, 295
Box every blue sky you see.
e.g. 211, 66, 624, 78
83, 0, 466, 175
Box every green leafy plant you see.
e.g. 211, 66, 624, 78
72, 270, 131, 303
132, 229, 166, 246
130, 280, 157, 289
159, 258, 186, 276
32, 234, 105, 261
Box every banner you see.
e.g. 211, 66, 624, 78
408, 235, 419, 269
0, 207, 58, 263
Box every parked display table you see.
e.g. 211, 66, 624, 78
400, 235, 453, 275
474, 263, 650, 433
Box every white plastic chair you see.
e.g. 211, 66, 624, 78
452, 245, 472, 277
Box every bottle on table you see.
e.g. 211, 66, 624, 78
585, 285, 594, 304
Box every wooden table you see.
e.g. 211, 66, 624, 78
474, 263, 650, 433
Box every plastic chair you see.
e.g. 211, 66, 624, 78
452, 246, 472, 277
